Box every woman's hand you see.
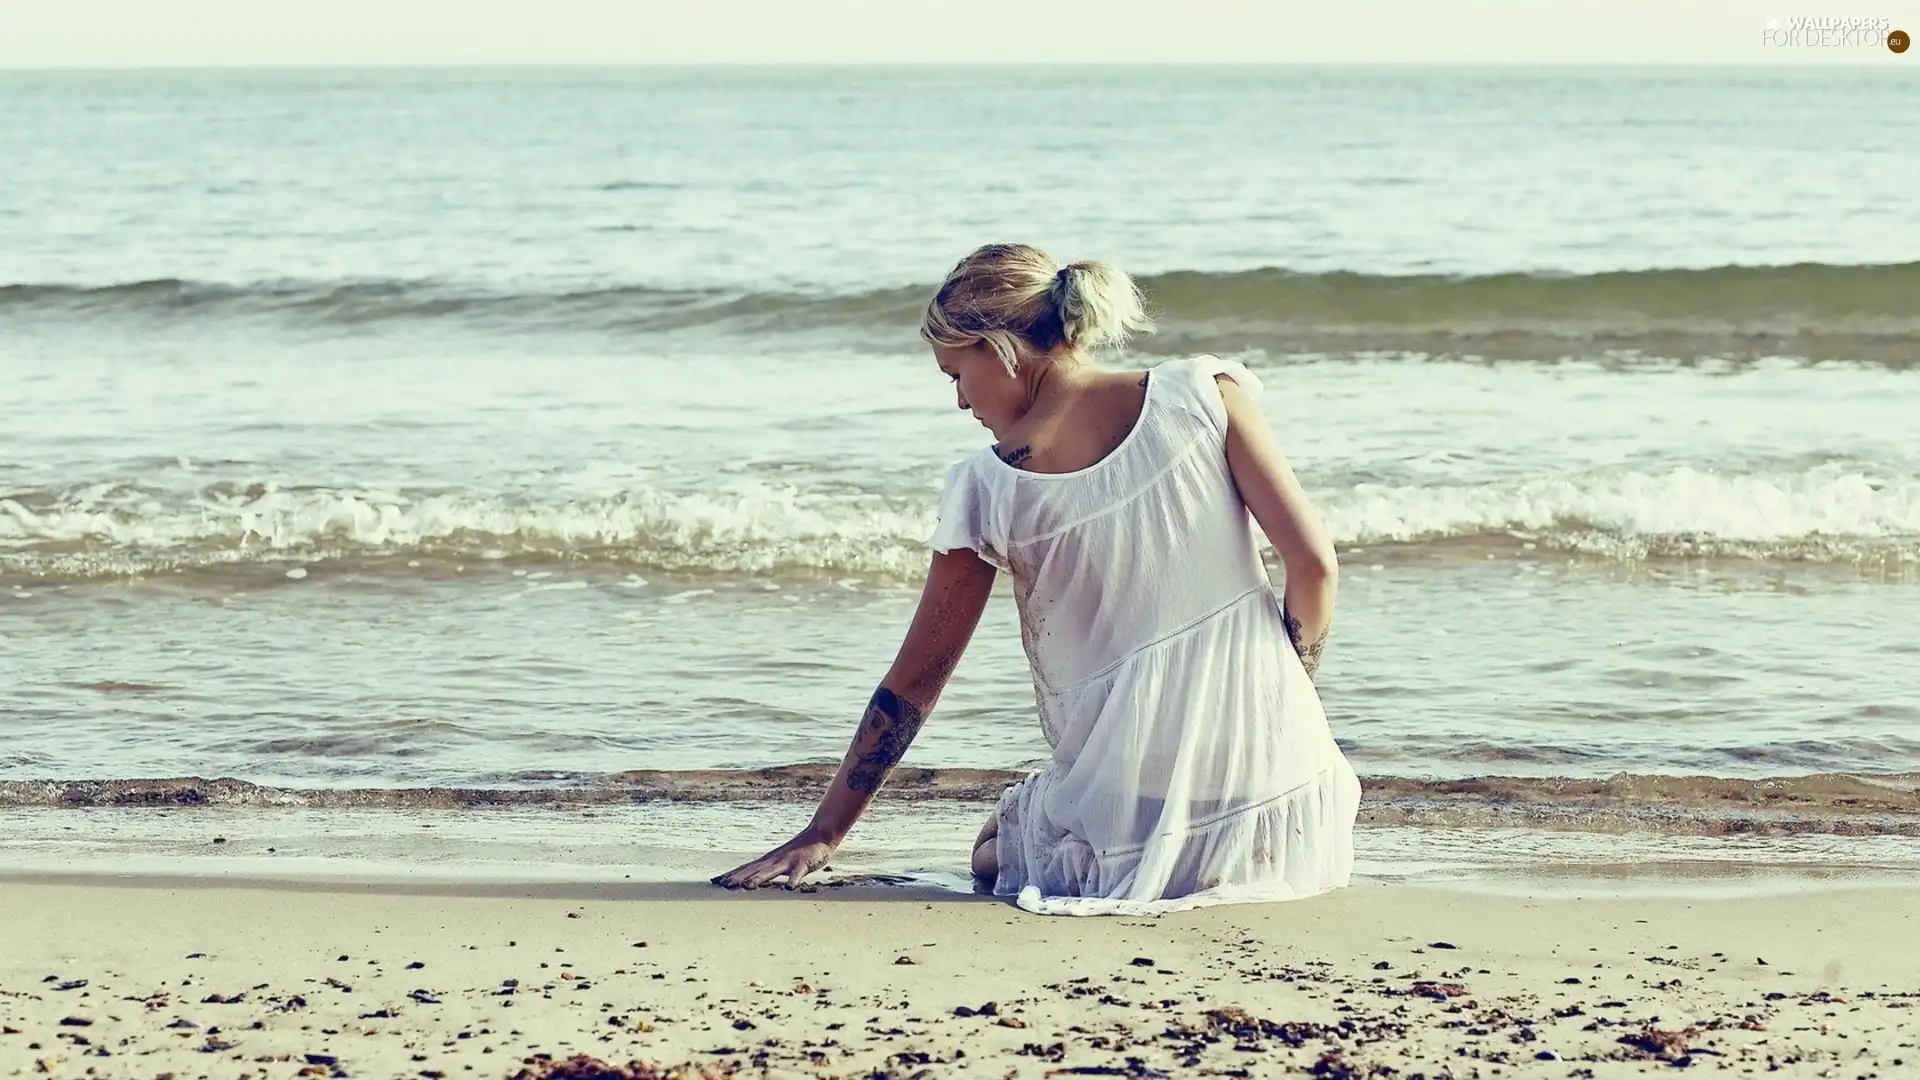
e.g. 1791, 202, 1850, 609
710, 832, 838, 890
708, 549, 995, 895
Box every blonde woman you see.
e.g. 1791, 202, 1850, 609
714, 243, 1360, 915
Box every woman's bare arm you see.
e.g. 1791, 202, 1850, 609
1216, 374, 1340, 679
711, 547, 998, 889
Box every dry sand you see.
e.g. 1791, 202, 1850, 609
2, 875, 1916, 1079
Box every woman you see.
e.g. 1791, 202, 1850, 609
713, 243, 1360, 915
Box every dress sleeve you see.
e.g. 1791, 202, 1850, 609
927, 455, 1011, 573
1190, 354, 1265, 432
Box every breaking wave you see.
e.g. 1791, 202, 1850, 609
6, 261, 1918, 362
2, 465, 1916, 581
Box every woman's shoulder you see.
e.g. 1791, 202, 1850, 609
1150, 354, 1260, 391
1147, 354, 1263, 430
930, 447, 1016, 569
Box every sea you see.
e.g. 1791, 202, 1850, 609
2, 65, 1916, 896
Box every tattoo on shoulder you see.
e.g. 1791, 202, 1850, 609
1282, 603, 1329, 682
996, 445, 1031, 468
846, 686, 926, 794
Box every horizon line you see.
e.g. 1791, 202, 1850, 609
0, 57, 1907, 74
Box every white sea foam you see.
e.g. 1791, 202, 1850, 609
1322, 466, 1920, 555
0, 481, 942, 579
1, 467, 1914, 580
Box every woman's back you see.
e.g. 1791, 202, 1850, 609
940, 356, 1276, 694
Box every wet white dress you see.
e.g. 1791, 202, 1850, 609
929, 355, 1361, 916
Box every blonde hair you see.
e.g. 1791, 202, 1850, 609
919, 243, 1153, 375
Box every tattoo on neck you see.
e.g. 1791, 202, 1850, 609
847, 687, 926, 794
997, 445, 1031, 468
1282, 603, 1329, 682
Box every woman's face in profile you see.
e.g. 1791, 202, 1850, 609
934, 342, 1024, 438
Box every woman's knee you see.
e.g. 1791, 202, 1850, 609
971, 816, 999, 881
971, 835, 998, 881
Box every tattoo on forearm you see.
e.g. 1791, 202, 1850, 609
846, 687, 926, 794
1282, 603, 1329, 682
996, 445, 1031, 468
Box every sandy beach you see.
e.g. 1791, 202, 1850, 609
2, 876, 1915, 1079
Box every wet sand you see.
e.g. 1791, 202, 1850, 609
2, 875, 1916, 1079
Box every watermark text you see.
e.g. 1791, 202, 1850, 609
1762, 15, 1906, 48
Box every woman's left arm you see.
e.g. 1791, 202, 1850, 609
711, 547, 998, 890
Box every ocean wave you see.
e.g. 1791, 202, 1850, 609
5, 262, 1917, 362
2, 466, 1916, 581
4, 770, 1915, 838
1320, 466, 1920, 560
0, 481, 939, 580
1137, 262, 1920, 363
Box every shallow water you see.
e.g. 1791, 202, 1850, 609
2, 66, 1917, 881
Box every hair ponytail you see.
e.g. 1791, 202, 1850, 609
1051, 260, 1153, 351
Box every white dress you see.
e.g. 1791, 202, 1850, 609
929, 355, 1361, 916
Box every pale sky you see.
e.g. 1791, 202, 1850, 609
0, 0, 1913, 68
